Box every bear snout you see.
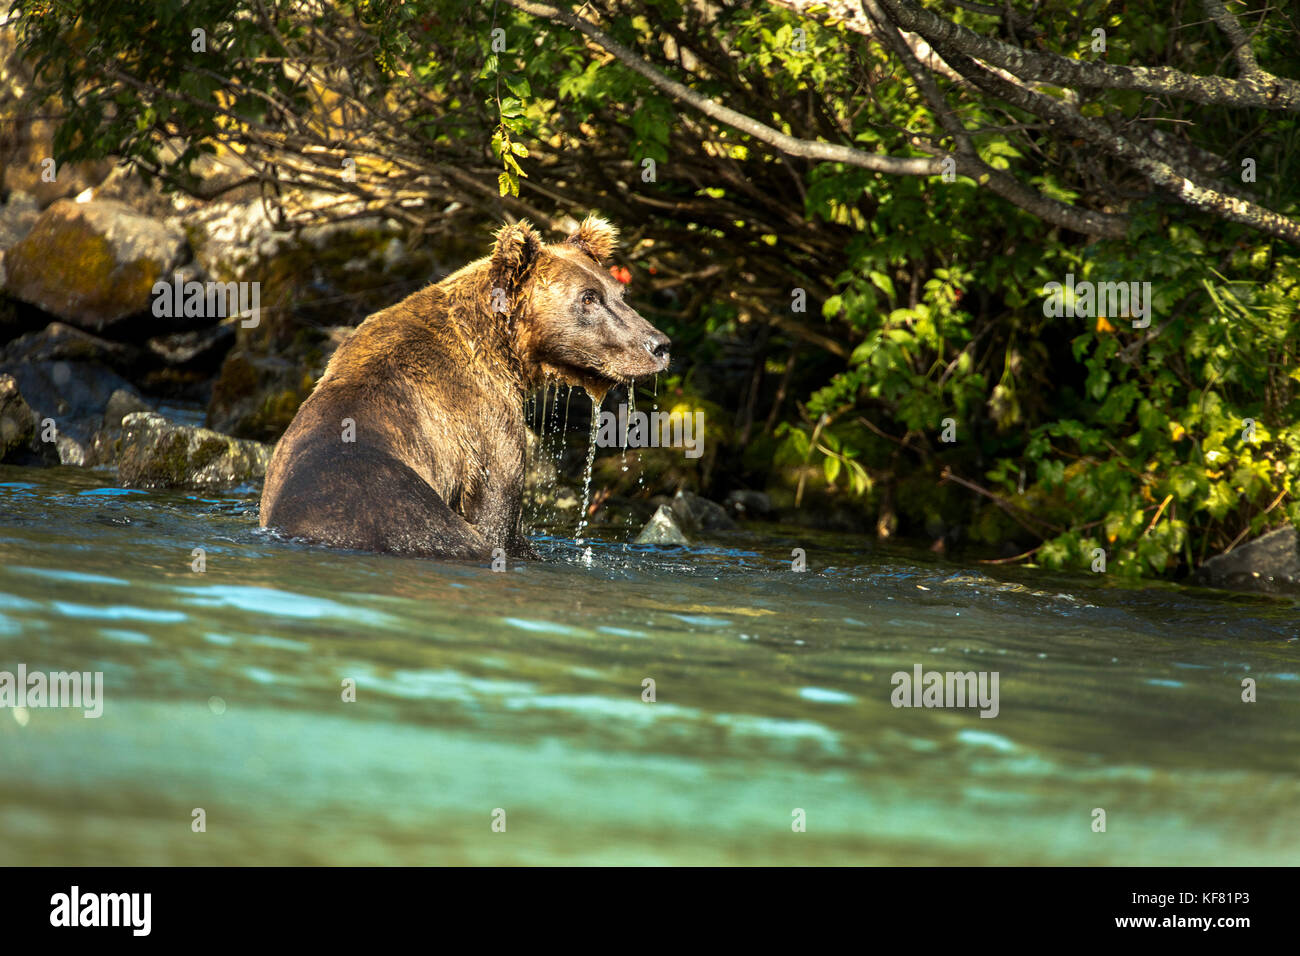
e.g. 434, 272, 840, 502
645, 332, 671, 369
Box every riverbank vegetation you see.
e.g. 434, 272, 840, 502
6, 0, 1300, 579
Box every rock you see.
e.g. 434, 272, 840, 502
1, 321, 143, 375
725, 488, 772, 518
3, 198, 188, 331
670, 489, 737, 531
0, 372, 38, 462
0, 359, 146, 466
0, 190, 39, 251
92, 152, 250, 221
1, 319, 234, 405
103, 388, 153, 428
87, 165, 180, 220
205, 350, 318, 441
634, 504, 690, 545
82, 389, 156, 466
138, 323, 238, 399
146, 323, 236, 367
117, 412, 272, 489
1190, 526, 1300, 594
185, 194, 383, 284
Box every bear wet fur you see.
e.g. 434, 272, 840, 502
259, 216, 671, 559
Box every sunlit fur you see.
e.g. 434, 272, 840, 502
259, 217, 670, 560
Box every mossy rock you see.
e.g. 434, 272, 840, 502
117, 412, 272, 489
3, 199, 187, 331
0, 372, 35, 461
206, 349, 319, 442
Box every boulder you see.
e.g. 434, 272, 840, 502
0, 359, 146, 466
0, 372, 39, 462
2, 198, 188, 332
669, 489, 737, 531
138, 323, 237, 398
725, 488, 772, 518
83, 388, 155, 466
634, 504, 690, 545
1190, 526, 1300, 594
185, 197, 286, 283
92, 152, 249, 221
117, 412, 272, 490
1, 321, 142, 375
0, 190, 39, 251
147, 323, 236, 368
1, 319, 234, 404
103, 388, 154, 428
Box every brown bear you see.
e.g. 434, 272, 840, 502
259, 216, 670, 559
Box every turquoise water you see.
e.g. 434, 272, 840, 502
1, 464, 1298, 864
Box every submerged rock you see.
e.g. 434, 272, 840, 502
634, 504, 690, 545
670, 489, 737, 532
3, 198, 188, 331
117, 412, 272, 489
1190, 526, 1300, 594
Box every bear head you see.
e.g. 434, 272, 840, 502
487, 216, 671, 395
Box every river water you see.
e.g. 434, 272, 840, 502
1, 463, 1297, 865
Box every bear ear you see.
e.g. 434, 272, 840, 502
488, 220, 544, 296
564, 215, 618, 263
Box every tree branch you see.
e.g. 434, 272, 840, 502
876, 0, 1300, 111
505, 0, 1125, 236
500, 0, 941, 176
1201, 0, 1263, 77
934, 45, 1300, 245
861, 0, 1125, 237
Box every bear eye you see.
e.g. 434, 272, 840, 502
581, 289, 600, 306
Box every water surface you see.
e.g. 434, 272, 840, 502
1, 465, 1297, 865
